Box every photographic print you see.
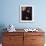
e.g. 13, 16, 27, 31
20, 5, 34, 22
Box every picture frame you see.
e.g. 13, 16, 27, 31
20, 5, 34, 22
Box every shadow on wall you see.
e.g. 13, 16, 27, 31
0, 24, 7, 43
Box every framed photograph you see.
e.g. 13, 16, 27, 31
20, 5, 34, 22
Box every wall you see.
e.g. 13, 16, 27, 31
0, 0, 46, 43
0, 0, 46, 29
